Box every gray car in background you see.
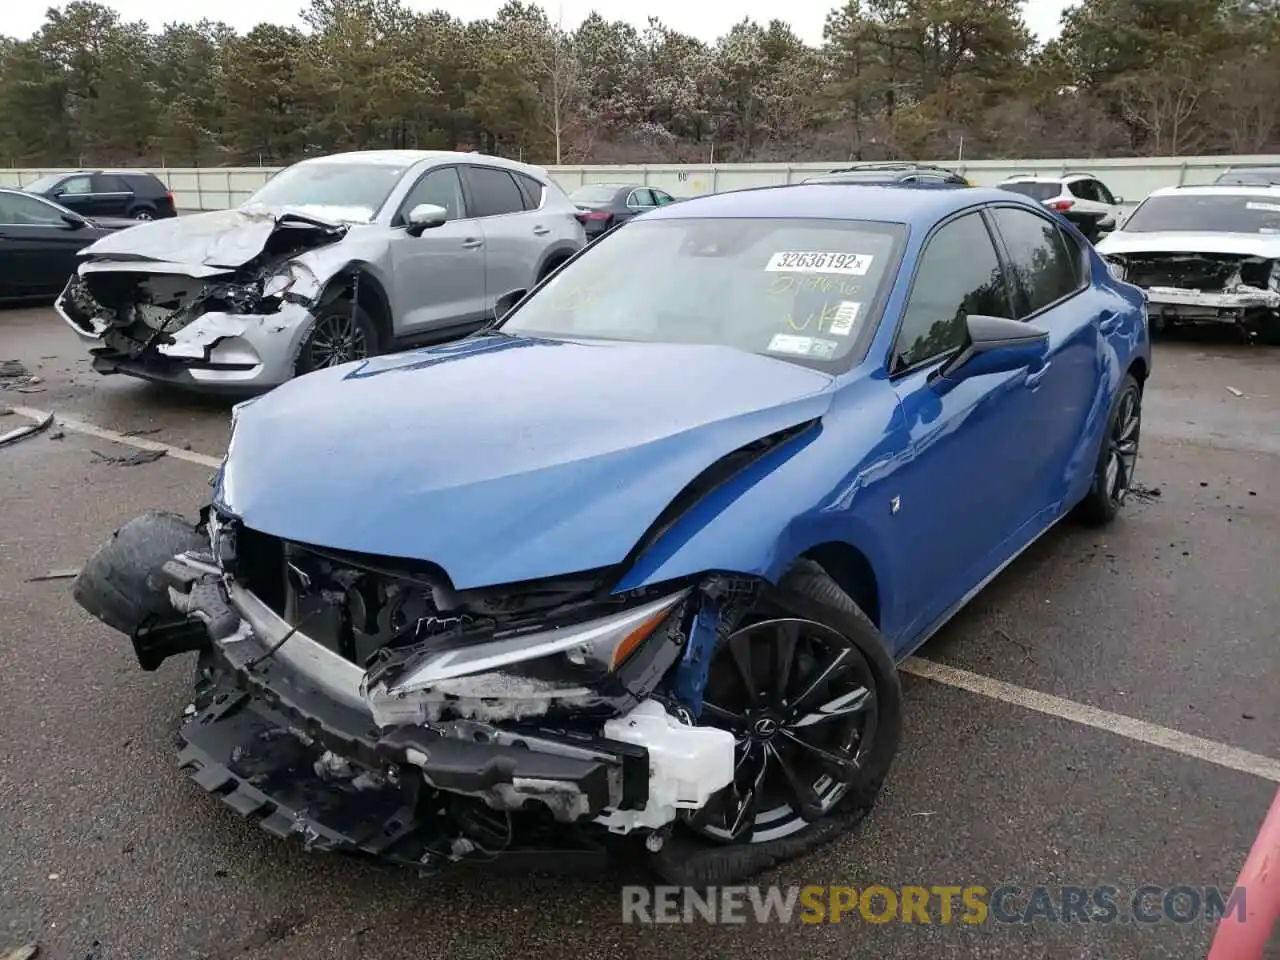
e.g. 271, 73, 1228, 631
55, 150, 586, 393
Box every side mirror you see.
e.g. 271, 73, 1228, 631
405, 203, 448, 236
1097, 214, 1117, 234
493, 288, 527, 322
930, 315, 1049, 389
61, 213, 85, 230
1113, 196, 1125, 204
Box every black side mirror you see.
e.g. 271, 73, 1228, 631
931, 314, 1049, 387
493, 288, 527, 322
61, 213, 85, 230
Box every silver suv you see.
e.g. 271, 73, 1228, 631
56, 150, 586, 393
996, 172, 1126, 241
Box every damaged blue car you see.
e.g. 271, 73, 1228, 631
73, 183, 1151, 884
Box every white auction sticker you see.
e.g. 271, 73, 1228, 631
1246, 201, 1280, 213
808, 338, 839, 359
767, 334, 816, 356
828, 301, 862, 336
765, 251, 873, 276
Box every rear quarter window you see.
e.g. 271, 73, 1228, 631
998, 182, 1060, 202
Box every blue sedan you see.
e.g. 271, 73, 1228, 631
74, 184, 1151, 885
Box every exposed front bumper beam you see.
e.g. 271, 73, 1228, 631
1144, 286, 1280, 323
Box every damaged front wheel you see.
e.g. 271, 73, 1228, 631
649, 561, 902, 885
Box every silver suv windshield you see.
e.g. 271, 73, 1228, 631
1122, 194, 1280, 234
500, 217, 906, 370
243, 160, 411, 222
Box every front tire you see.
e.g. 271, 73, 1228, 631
294, 297, 379, 376
1075, 372, 1142, 526
648, 560, 902, 885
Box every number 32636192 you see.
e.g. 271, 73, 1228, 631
765, 251, 873, 275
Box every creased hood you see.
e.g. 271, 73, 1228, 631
217, 335, 835, 588
1098, 230, 1280, 259
77, 206, 347, 269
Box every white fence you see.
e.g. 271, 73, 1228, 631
3, 155, 1276, 213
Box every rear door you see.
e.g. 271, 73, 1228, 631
386, 164, 487, 336
48, 174, 96, 216
460, 164, 542, 308
89, 174, 134, 217
886, 209, 1048, 639
987, 204, 1105, 514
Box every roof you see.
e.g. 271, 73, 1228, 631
299, 150, 546, 176
999, 172, 1095, 184
645, 183, 1038, 224
1148, 183, 1280, 199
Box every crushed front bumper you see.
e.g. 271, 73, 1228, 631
1144, 286, 1280, 324
131, 543, 738, 871
56, 290, 317, 392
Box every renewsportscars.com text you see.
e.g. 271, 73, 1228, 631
621, 884, 1246, 926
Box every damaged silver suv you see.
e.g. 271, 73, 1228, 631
55, 151, 585, 393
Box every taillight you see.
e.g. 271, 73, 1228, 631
575, 211, 610, 224
1048, 199, 1074, 212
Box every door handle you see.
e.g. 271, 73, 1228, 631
462, 238, 483, 249
532, 225, 550, 236
1025, 362, 1052, 389
1098, 311, 1121, 333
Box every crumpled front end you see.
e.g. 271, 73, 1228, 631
1103, 250, 1280, 338
74, 510, 747, 872
56, 214, 347, 391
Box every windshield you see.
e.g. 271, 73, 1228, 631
23, 174, 65, 193
570, 185, 620, 203
500, 217, 906, 370
999, 182, 1059, 202
1122, 194, 1280, 234
243, 160, 409, 222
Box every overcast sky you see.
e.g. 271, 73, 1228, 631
5, 0, 1074, 44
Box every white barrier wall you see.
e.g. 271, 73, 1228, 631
3, 155, 1277, 213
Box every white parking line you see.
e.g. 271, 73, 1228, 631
7, 405, 222, 468
902, 657, 1280, 783
9, 406, 1278, 783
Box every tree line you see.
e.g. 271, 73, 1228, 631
1, 0, 1277, 169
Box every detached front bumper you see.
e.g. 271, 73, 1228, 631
118, 538, 737, 870
55, 289, 317, 392
1143, 286, 1280, 324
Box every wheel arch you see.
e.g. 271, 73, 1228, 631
795, 542, 882, 629
316, 263, 393, 348
534, 240, 582, 282
1127, 355, 1149, 386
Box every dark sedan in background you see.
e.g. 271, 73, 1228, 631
22, 169, 177, 221
569, 183, 678, 240
0, 188, 136, 303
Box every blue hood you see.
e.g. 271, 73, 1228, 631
217, 335, 835, 588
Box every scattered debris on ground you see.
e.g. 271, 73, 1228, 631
122, 427, 162, 437
27, 568, 81, 582
0, 360, 45, 393
90, 448, 166, 467
1225, 385, 1245, 398
1129, 483, 1162, 503
0, 412, 54, 449
0, 944, 39, 960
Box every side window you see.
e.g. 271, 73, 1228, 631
58, 175, 94, 195
92, 174, 128, 193
629, 188, 657, 208
511, 172, 544, 210
398, 166, 466, 222
0, 192, 70, 225
1093, 180, 1117, 205
991, 207, 1085, 316
893, 212, 1012, 373
1068, 180, 1099, 202
654, 191, 675, 205
462, 165, 525, 218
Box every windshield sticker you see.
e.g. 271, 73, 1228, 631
1246, 201, 1280, 213
808, 338, 839, 359
828, 301, 862, 337
765, 251, 874, 276
768, 334, 817, 356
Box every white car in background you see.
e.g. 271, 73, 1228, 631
1095, 184, 1280, 342
996, 172, 1127, 242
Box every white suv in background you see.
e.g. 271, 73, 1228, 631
996, 172, 1127, 241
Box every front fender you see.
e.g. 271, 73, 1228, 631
614, 378, 907, 630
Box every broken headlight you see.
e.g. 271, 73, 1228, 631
1104, 256, 1128, 282
261, 261, 320, 303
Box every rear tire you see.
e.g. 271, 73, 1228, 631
1075, 372, 1142, 526
647, 560, 902, 885
128, 205, 156, 220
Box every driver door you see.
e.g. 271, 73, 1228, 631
0, 192, 87, 296
885, 210, 1047, 641
387, 165, 488, 339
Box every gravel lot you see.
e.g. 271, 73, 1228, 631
2, 304, 1277, 960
